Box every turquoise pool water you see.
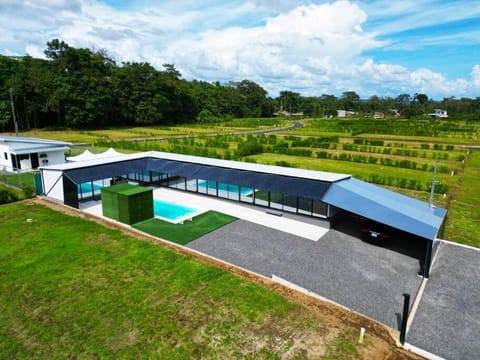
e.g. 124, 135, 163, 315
197, 180, 252, 196
153, 199, 199, 221
78, 182, 103, 194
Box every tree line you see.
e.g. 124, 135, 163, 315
1, 39, 479, 131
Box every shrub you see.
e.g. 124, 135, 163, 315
0, 187, 19, 204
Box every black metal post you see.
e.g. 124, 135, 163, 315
400, 293, 410, 345
424, 241, 433, 278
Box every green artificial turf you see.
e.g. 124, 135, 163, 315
133, 211, 237, 245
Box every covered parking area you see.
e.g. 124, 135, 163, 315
323, 178, 446, 278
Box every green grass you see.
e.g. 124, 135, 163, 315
133, 211, 237, 245
2, 201, 362, 358
9, 121, 286, 144
247, 153, 456, 188
444, 151, 480, 246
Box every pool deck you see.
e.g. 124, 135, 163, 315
79, 187, 329, 241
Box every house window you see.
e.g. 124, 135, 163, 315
19, 154, 29, 160
39, 153, 47, 158
3, 152, 7, 160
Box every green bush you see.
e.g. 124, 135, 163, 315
0, 187, 19, 204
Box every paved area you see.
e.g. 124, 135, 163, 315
187, 219, 422, 329
407, 241, 480, 359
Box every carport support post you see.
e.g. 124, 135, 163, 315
400, 293, 410, 345
423, 240, 433, 278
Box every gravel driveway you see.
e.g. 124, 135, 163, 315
187, 219, 422, 329
407, 241, 480, 360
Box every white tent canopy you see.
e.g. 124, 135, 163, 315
66, 149, 96, 162
101, 147, 122, 158
67, 148, 123, 162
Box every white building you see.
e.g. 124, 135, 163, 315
429, 109, 448, 118
0, 136, 71, 172
337, 110, 358, 117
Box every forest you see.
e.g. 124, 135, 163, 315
1, 39, 480, 131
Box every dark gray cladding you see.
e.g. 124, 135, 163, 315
65, 156, 331, 200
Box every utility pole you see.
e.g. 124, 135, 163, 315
9, 88, 19, 136
429, 160, 438, 208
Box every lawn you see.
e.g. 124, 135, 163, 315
444, 150, 480, 246
0, 200, 407, 359
133, 211, 237, 245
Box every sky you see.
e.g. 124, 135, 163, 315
1, 0, 479, 99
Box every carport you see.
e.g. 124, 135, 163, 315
323, 178, 447, 277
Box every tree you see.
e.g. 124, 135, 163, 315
278, 91, 302, 113
44, 40, 116, 126
235, 80, 271, 117
0, 100, 11, 130
413, 93, 428, 105
341, 91, 360, 111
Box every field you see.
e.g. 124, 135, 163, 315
2, 117, 479, 246
0, 200, 417, 359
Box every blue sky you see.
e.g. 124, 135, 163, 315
0, 0, 479, 99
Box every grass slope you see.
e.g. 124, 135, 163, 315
133, 211, 237, 245
2, 201, 377, 358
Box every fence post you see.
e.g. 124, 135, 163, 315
400, 293, 410, 345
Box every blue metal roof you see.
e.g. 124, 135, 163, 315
322, 178, 447, 240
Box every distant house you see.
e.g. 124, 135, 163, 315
429, 109, 448, 118
390, 109, 401, 118
273, 109, 290, 116
373, 112, 385, 119
290, 112, 304, 117
337, 110, 358, 117
0, 136, 71, 172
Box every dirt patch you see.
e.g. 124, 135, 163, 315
34, 197, 424, 359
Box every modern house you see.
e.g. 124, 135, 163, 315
39, 150, 447, 278
0, 136, 71, 172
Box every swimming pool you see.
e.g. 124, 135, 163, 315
197, 180, 252, 196
153, 199, 201, 223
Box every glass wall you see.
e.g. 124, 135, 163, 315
240, 187, 253, 203
298, 197, 313, 216
207, 180, 217, 196
197, 179, 207, 194
269, 192, 283, 210
228, 184, 240, 201
283, 195, 297, 213
147, 172, 328, 220
186, 178, 197, 192
218, 182, 229, 199
313, 200, 328, 217
78, 178, 109, 201
254, 189, 268, 207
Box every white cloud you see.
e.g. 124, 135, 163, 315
363, 0, 480, 35
472, 65, 480, 88
0, 0, 478, 98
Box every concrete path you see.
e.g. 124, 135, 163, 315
407, 241, 480, 360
